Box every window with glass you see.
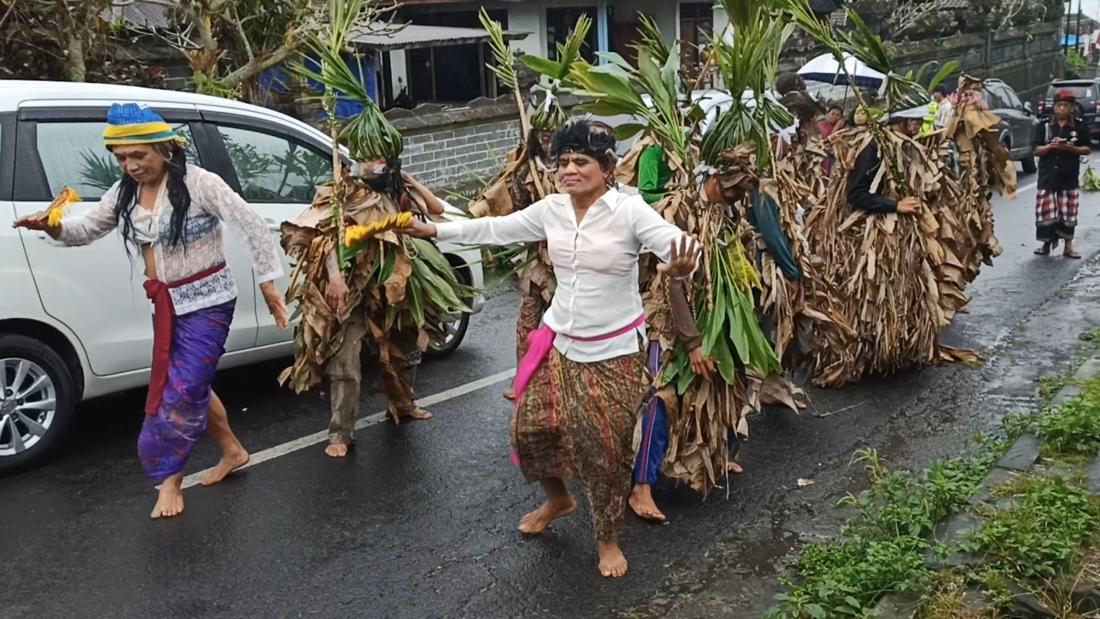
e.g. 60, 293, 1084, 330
216, 125, 330, 204
36, 121, 198, 200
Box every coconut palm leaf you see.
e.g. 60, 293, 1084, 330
703, 0, 795, 170
479, 8, 518, 92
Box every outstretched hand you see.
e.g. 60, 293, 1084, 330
396, 218, 438, 239
12, 213, 61, 238
657, 235, 700, 280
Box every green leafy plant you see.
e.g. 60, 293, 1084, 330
1065, 50, 1088, 79
963, 476, 1100, 580
1039, 375, 1100, 455
665, 242, 782, 391
767, 447, 998, 618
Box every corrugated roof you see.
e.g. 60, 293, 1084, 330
350, 24, 528, 51
106, 1, 174, 30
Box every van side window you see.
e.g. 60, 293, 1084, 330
35, 122, 198, 200
215, 126, 331, 204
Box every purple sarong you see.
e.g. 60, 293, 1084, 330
137, 299, 234, 481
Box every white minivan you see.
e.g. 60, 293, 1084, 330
0, 81, 484, 474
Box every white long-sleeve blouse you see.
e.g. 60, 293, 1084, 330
436, 187, 688, 363
58, 164, 283, 316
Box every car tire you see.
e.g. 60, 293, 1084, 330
425, 266, 472, 360
1020, 154, 1037, 174
0, 334, 77, 476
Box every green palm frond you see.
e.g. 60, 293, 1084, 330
521, 14, 592, 81
569, 36, 693, 162
479, 8, 517, 92
293, 1, 402, 161
703, 0, 795, 169
632, 12, 670, 66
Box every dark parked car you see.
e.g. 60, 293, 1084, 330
1038, 78, 1100, 142
982, 79, 1038, 174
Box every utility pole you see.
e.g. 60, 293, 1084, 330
1066, 0, 1073, 51
1076, 0, 1083, 54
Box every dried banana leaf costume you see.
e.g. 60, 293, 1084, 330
804, 104, 1004, 387
618, 136, 787, 493
280, 167, 462, 440
468, 124, 558, 365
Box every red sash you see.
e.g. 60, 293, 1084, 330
142, 263, 227, 415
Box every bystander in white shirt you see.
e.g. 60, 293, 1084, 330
436, 187, 689, 363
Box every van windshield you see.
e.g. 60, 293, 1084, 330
1049, 84, 1094, 99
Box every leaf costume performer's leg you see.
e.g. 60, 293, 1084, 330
515, 289, 548, 363
375, 309, 424, 422
324, 307, 369, 446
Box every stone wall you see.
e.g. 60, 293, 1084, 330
893, 23, 1063, 104
390, 101, 522, 189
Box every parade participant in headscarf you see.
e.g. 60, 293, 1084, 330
14, 103, 288, 519
467, 102, 562, 401
1033, 90, 1090, 259
399, 120, 705, 579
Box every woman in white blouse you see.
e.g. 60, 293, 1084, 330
400, 121, 710, 578
15, 103, 287, 520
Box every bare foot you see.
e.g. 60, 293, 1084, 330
629, 484, 667, 523
151, 474, 184, 519
597, 541, 629, 578
200, 448, 250, 486
399, 407, 432, 421
503, 388, 516, 401
517, 496, 578, 535
728, 461, 744, 475
324, 443, 349, 458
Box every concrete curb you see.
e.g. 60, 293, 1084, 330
874, 353, 1100, 618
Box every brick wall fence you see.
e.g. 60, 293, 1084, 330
387, 98, 526, 192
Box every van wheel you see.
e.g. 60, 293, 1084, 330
1021, 154, 1036, 174
0, 335, 76, 475
425, 267, 472, 360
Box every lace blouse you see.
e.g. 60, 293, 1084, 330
58, 164, 283, 316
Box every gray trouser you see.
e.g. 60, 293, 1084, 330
324, 307, 422, 445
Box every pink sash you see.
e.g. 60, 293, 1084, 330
510, 313, 647, 466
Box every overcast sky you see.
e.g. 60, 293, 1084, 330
1068, 0, 1100, 23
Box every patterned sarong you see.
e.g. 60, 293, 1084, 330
513, 349, 648, 541
1036, 188, 1079, 242
137, 300, 235, 481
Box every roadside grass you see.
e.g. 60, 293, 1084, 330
766, 348, 1100, 619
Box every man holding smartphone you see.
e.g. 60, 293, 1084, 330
1033, 90, 1091, 258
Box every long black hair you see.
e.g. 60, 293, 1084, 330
113, 142, 191, 256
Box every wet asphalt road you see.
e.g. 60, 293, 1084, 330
4, 173, 1100, 619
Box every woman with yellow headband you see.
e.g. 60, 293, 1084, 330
13, 103, 288, 519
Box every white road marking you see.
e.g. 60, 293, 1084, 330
1018, 181, 1037, 193
178, 368, 515, 490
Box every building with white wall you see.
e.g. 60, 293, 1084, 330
374, 0, 729, 108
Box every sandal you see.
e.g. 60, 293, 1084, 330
1034, 244, 1051, 256
1064, 251, 1082, 259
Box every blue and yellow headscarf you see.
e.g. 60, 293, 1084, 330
103, 103, 187, 147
